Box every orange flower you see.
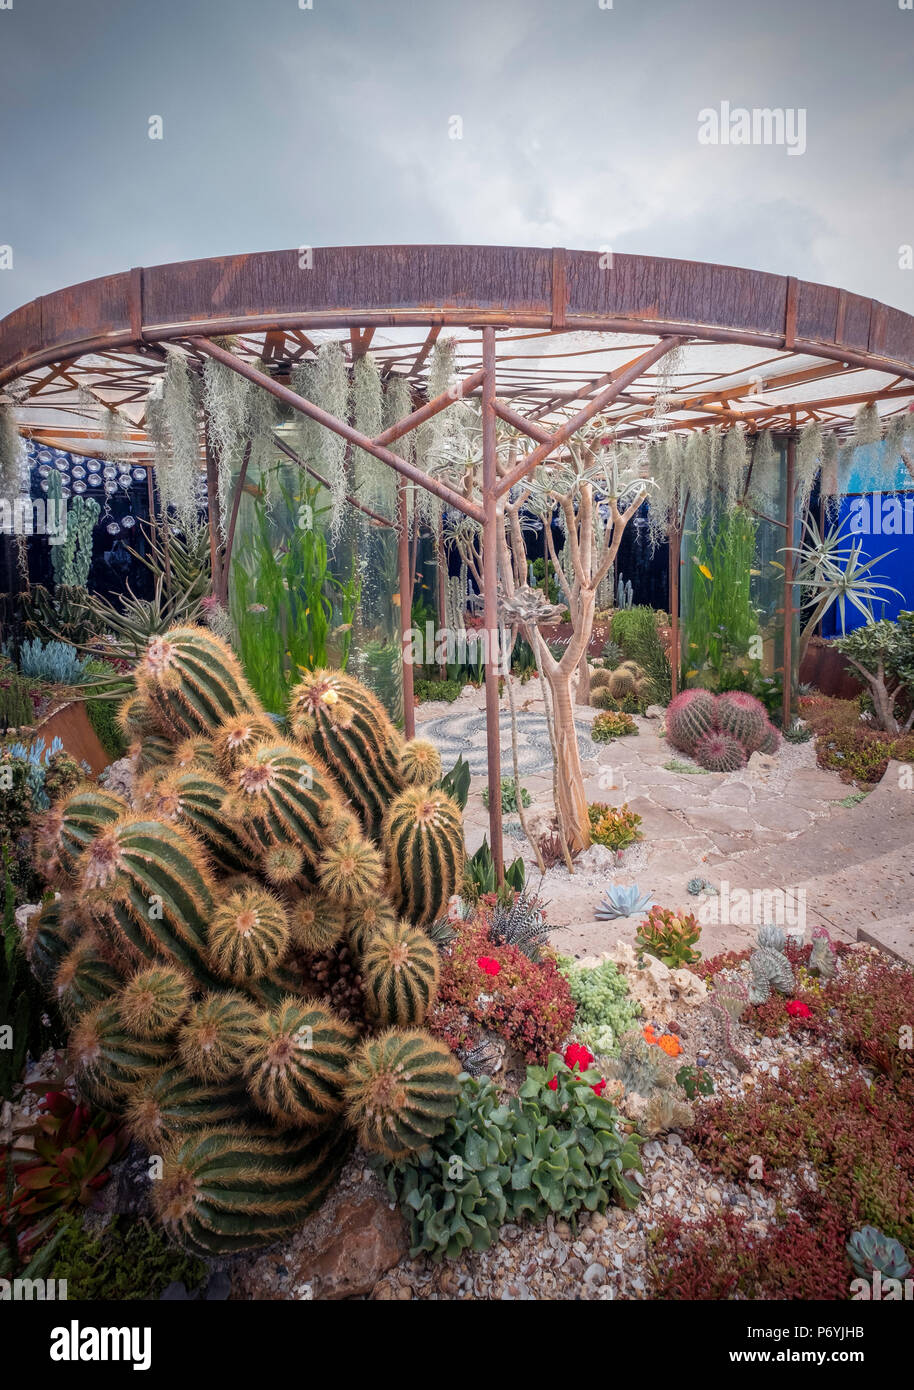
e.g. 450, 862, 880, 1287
658, 1033, 682, 1057
642, 1025, 658, 1045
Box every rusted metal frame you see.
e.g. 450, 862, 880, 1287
186, 335, 484, 523
219, 441, 253, 608
481, 326, 505, 881
373, 368, 485, 447
271, 435, 394, 529
782, 435, 797, 726
397, 478, 416, 740
494, 337, 684, 499
410, 326, 442, 377
350, 327, 375, 360
492, 398, 553, 444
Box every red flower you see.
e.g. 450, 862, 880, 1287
476, 956, 501, 977
547, 1075, 559, 1091
786, 999, 812, 1019
591, 1078, 607, 1097
564, 1042, 594, 1073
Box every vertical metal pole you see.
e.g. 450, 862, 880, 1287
397, 478, 416, 740
782, 435, 797, 727
482, 327, 505, 881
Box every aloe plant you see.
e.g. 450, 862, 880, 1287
594, 884, 654, 920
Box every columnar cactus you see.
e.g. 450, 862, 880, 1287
343, 1029, 460, 1159
38, 784, 128, 882
361, 919, 440, 1026
117, 964, 192, 1039
81, 817, 217, 981
151, 1124, 352, 1256
715, 692, 768, 755
665, 688, 717, 754
242, 999, 357, 1127
207, 885, 290, 984
288, 669, 405, 839
229, 742, 340, 884
178, 991, 260, 1082
399, 739, 443, 787
124, 1065, 249, 1148
135, 626, 258, 741
69, 1000, 173, 1103
383, 786, 465, 927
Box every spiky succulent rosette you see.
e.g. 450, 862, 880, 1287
124, 1064, 250, 1149
212, 708, 278, 773
229, 742, 340, 884
288, 669, 405, 839
398, 739, 443, 787
117, 964, 192, 1039
135, 625, 259, 742
242, 998, 357, 1127
54, 939, 123, 1023
38, 784, 128, 884
69, 1001, 173, 1104
361, 919, 440, 1026
208, 885, 290, 983
81, 816, 217, 979
345, 895, 397, 958
318, 832, 385, 907
178, 991, 259, 1082
137, 765, 249, 874
152, 1124, 351, 1257
383, 786, 465, 927
343, 1029, 460, 1160
289, 893, 348, 954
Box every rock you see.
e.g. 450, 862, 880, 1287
644, 705, 666, 721
574, 844, 621, 874
670, 968, 708, 1006
584, 1261, 606, 1284
746, 752, 776, 776
14, 902, 40, 943
236, 1181, 408, 1301
525, 806, 556, 842
100, 754, 137, 801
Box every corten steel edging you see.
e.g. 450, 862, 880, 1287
3, 245, 914, 388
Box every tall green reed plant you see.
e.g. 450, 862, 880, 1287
683, 507, 761, 690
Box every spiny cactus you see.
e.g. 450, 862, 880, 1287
38, 784, 128, 883
151, 1124, 352, 1256
117, 964, 192, 1039
758, 722, 781, 755
171, 737, 216, 769
212, 708, 278, 773
809, 928, 837, 980
208, 885, 290, 984
289, 669, 405, 839
81, 817, 217, 980
178, 991, 260, 1082
607, 667, 636, 699
135, 626, 258, 742
69, 1000, 173, 1104
229, 741, 340, 884
383, 785, 465, 928
24, 895, 77, 990
242, 998, 357, 1127
318, 831, 385, 907
361, 919, 440, 1026
715, 691, 768, 755
665, 688, 717, 755
398, 739, 443, 787
54, 939, 123, 1023
132, 734, 176, 775
124, 1064, 250, 1149
137, 765, 249, 875
345, 896, 398, 957
589, 668, 613, 691
288, 892, 348, 954
693, 730, 747, 773
343, 1028, 460, 1159
708, 976, 751, 1072
116, 691, 161, 741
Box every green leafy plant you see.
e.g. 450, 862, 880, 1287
591, 710, 638, 742
383, 1058, 644, 1261
438, 754, 471, 810
462, 837, 526, 902
558, 955, 642, 1056
37, 1215, 208, 1301
635, 905, 702, 968
833, 611, 914, 735
676, 1064, 715, 1100
683, 509, 761, 690
482, 776, 531, 812
587, 802, 643, 852
414, 678, 462, 703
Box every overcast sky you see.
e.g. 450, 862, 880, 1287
1, 0, 912, 320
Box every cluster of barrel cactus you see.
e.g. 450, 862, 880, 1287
28, 626, 465, 1256
590, 661, 650, 707
665, 688, 780, 770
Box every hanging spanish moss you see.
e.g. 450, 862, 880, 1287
146, 350, 203, 536
290, 360, 323, 467
682, 430, 713, 521
718, 424, 748, 512
100, 405, 130, 463
313, 341, 349, 544
796, 421, 823, 511
352, 353, 393, 518
853, 402, 883, 447
747, 430, 780, 512
203, 354, 251, 537
821, 432, 842, 521
646, 434, 684, 547
416, 337, 462, 533
245, 360, 280, 508
0, 400, 24, 499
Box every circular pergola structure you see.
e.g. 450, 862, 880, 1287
3, 245, 913, 870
